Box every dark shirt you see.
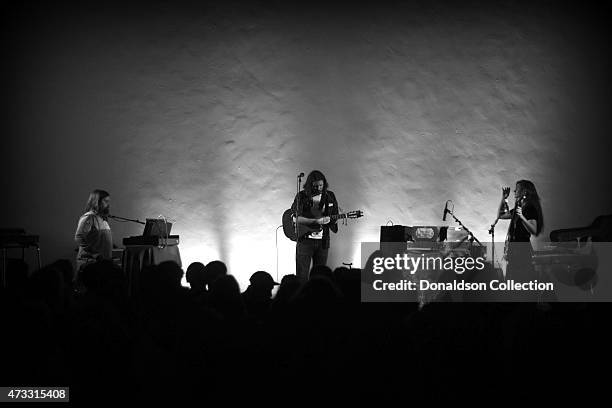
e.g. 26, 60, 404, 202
291, 190, 339, 249
242, 287, 272, 321
508, 203, 538, 242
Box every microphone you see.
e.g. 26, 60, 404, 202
298, 172, 304, 178
442, 201, 449, 221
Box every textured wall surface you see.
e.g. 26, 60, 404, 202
4, 1, 612, 288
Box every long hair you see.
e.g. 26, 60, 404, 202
303, 170, 328, 197
84, 189, 110, 215
516, 180, 544, 235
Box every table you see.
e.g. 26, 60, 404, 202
122, 245, 182, 297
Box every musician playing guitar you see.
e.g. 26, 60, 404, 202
290, 170, 339, 282
498, 179, 544, 282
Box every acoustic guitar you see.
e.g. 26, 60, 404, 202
282, 208, 363, 241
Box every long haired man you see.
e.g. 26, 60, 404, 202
290, 170, 339, 282
74, 189, 113, 274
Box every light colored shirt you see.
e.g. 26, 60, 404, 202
75, 211, 113, 271
308, 194, 323, 240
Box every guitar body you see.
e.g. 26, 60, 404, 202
282, 209, 321, 241
282, 208, 364, 241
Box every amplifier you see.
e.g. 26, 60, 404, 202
380, 225, 411, 243
123, 235, 180, 246
410, 226, 447, 242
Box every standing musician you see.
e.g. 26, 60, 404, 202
74, 189, 113, 276
497, 180, 544, 282
290, 170, 339, 282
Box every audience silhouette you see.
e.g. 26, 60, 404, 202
0, 255, 603, 401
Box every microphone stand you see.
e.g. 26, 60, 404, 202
489, 217, 500, 278
108, 215, 146, 225
446, 209, 483, 248
295, 173, 304, 273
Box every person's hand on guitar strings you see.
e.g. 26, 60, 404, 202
338, 206, 347, 225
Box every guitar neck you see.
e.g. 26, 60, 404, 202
331, 213, 348, 221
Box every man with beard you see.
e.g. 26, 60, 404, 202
75, 189, 113, 274
290, 170, 339, 282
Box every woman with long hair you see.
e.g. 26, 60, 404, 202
498, 180, 544, 282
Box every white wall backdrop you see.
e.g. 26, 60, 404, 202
4, 1, 611, 289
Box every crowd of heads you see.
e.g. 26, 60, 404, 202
0, 256, 363, 400
0, 253, 597, 401
182, 260, 361, 322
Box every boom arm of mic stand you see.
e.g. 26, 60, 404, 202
109, 215, 146, 225
448, 210, 482, 246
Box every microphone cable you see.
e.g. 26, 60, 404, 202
275, 224, 284, 283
